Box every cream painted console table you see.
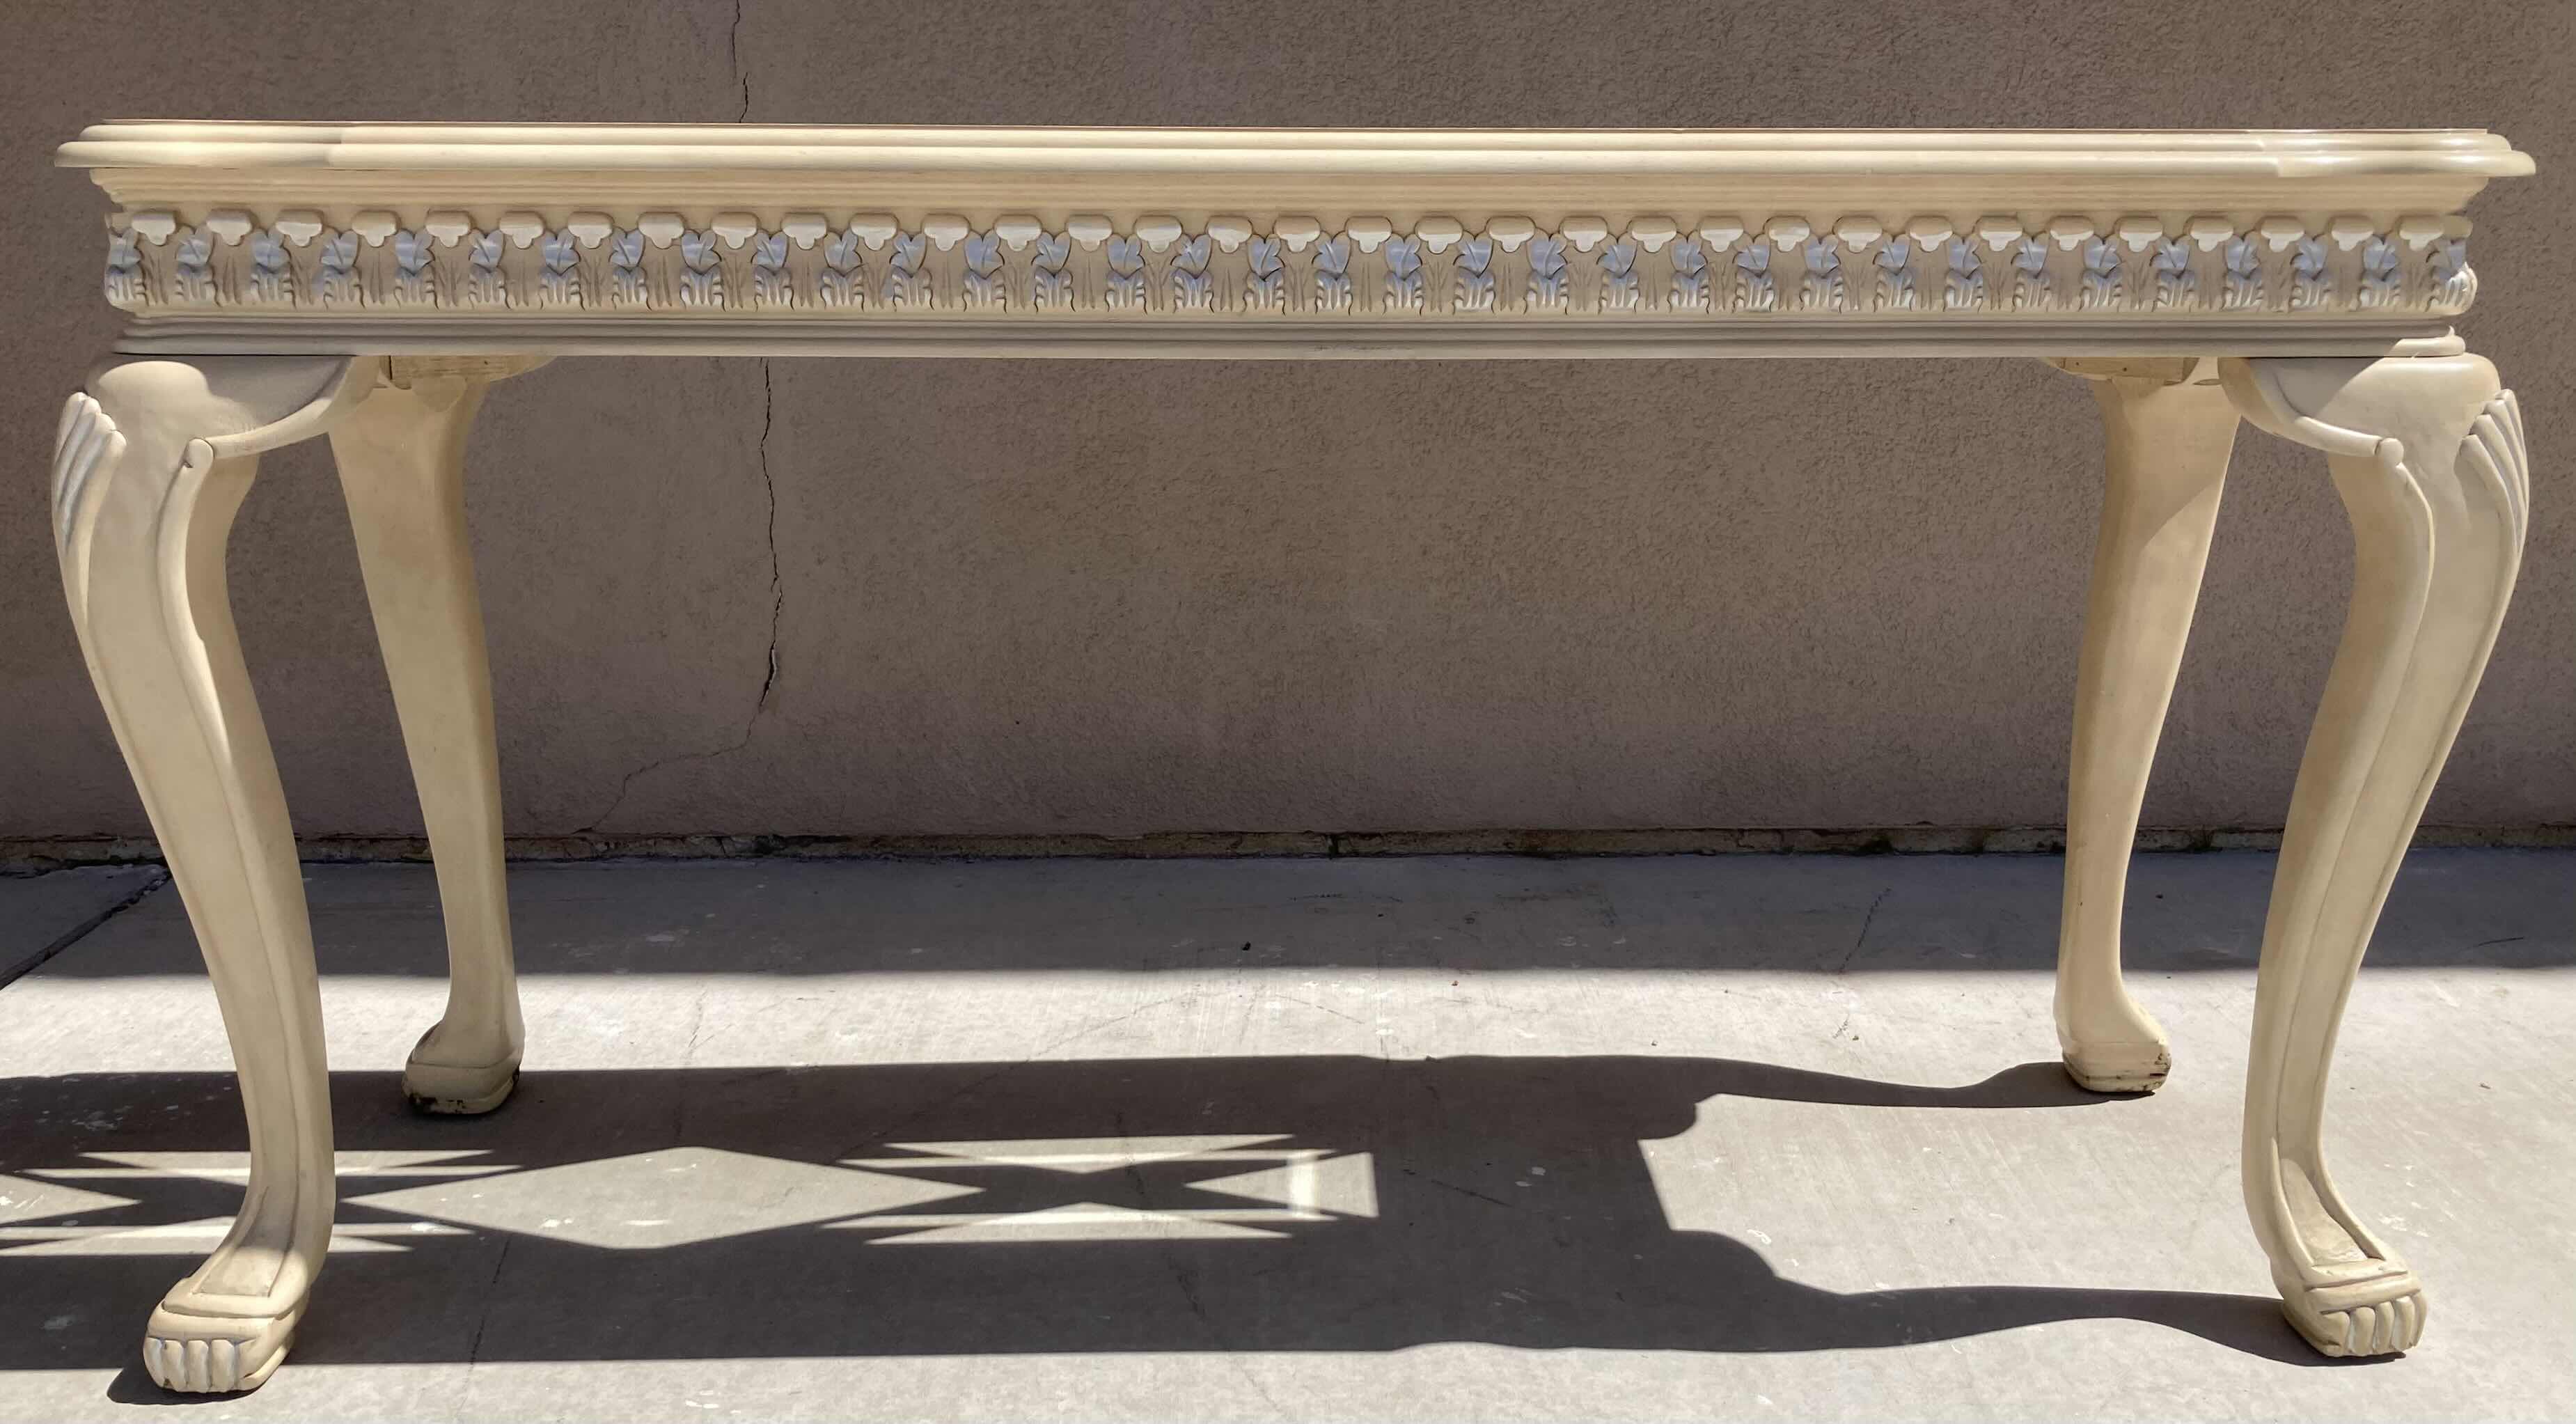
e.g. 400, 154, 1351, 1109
47, 123, 2536, 1391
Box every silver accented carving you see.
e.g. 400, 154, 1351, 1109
94, 215, 2480, 321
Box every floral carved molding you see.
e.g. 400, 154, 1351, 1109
100, 208, 2480, 322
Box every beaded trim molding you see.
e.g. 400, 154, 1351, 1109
102, 210, 2479, 320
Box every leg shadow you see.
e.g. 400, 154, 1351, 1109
0, 1055, 2337, 1385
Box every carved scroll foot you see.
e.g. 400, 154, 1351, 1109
141, 1299, 301, 1394
2048, 357, 2238, 1093
2058, 1011, 2171, 1096
330, 360, 535, 1117
2220, 341, 2529, 1357
400, 1051, 519, 1118
54, 357, 380, 1392
2278, 1252, 2428, 1358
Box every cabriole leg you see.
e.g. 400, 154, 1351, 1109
2220, 342, 2529, 1356
2050, 357, 2239, 1093
329, 358, 537, 1115
52, 356, 378, 1392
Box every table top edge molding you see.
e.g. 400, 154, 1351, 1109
104, 314, 2473, 361
57, 122, 2538, 178
61, 123, 2533, 358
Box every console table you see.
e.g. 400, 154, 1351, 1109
47, 123, 2534, 1391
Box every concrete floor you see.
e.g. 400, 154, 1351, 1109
0, 850, 2568, 1423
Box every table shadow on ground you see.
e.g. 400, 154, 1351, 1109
0, 1054, 2350, 1395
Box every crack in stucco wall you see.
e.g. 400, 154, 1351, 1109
572, 30, 778, 836
729, 0, 750, 122
574, 359, 782, 833
753, 359, 782, 713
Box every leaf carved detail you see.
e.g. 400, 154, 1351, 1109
92, 214, 2481, 322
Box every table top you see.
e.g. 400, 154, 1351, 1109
57, 123, 2534, 361
61, 123, 2531, 213
58, 122, 2534, 173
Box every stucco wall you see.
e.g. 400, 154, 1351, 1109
2, 1, 2568, 843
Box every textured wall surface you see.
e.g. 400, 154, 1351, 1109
1, 1, 2568, 841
